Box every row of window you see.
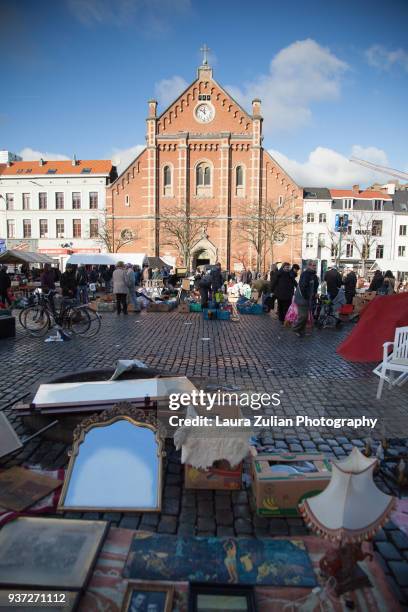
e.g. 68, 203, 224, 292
4, 192, 99, 211
343, 199, 383, 211
306, 213, 327, 223
161, 163, 245, 197
7, 218, 99, 240
306, 233, 406, 259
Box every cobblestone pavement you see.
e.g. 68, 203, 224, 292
1, 311, 408, 606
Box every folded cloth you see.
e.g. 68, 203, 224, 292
174, 406, 251, 469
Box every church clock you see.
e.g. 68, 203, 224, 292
195, 103, 214, 123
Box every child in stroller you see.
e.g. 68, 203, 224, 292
314, 290, 344, 329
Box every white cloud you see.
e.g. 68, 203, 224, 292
154, 75, 188, 109
227, 39, 348, 134
110, 144, 145, 174
19, 147, 69, 161
269, 145, 390, 187
67, 0, 190, 30
365, 44, 408, 72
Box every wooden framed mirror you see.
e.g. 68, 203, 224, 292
58, 404, 165, 512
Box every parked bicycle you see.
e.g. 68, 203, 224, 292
19, 290, 101, 338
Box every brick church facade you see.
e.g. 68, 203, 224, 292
106, 57, 303, 271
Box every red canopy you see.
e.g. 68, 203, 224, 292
337, 293, 408, 363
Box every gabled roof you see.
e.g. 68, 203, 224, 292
303, 187, 332, 200
0, 159, 113, 176
330, 189, 392, 200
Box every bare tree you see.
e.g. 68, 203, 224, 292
94, 211, 136, 253
235, 202, 266, 272
159, 205, 215, 272
351, 213, 379, 276
236, 196, 301, 272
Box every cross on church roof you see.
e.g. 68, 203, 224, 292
200, 43, 210, 66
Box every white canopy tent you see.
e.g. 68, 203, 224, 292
66, 253, 149, 267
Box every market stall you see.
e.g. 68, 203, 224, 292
66, 252, 149, 267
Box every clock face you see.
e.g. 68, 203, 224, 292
195, 103, 214, 123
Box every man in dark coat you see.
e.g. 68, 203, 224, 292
199, 272, 212, 308
210, 262, 223, 292
324, 266, 343, 300
60, 265, 78, 299
0, 265, 11, 305
293, 260, 319, 337
344, 269, 357, 304
271, 263, 296, 323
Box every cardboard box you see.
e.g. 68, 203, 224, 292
147, 302, 175, 312
251, 452, 331, 517
178, 303, 190, 313
97, 301, 115, 313
185, 461, 242, 490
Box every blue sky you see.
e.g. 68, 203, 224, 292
1, 0, 408, 187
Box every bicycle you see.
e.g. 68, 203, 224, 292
19, 290, 101, 338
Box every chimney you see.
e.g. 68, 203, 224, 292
252, 98, 262, 117
39, 158, 44, 166
148, 100, 157, 119
352, 184, 360, 193
386, 183, 396, 195
72, 154, 77, 167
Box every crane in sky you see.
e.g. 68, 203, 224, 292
350, 157, 408, 182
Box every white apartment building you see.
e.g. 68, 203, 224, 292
302, 185, 408, 279
0, 154, 117, 268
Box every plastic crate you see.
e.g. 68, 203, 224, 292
189, 303, 202, 312
237, 303, 264, 315
203, 308, 217, 320
208, 300, 218, 309
217, 309, 231, 321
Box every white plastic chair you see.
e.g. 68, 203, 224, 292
374, 326, 408, 399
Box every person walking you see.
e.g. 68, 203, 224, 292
210, 262, 223, 293
343, 268, 357, 304
290, 264, 300, 286
112, 262, 129, 315
60, 265, 78, 299
324, 266, 343, 300
101, 265, 113, 294
269, 263, 279, 311
40, 263, 56, 293
76, 265, 89, 304
134, 265, 142, 287
271, 262, 296, 323
368, 270, 383, 292
199, 271, 211, 308
379, 270, 395, 295
293, 260, 319, 337
125, 263, 138, 309
0, 265, 11, 306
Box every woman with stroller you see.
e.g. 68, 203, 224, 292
270, 262, 296, 323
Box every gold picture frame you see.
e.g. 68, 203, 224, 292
58, 403, 166, 513
121, 581, 174, 612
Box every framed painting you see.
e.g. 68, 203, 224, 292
121, 581, 174, 612
0, 466, 62, 512
58, 404, 165, 513
188, 583, 257, 612
0, 517, 108, 590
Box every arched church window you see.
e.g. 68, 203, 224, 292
236, 165, 244, 187
196, 163, 211, 196
235, 165, 245, 197
163, 165, 172, 196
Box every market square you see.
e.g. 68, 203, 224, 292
1, 0, 408, 610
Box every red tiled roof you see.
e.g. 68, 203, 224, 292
0, 159, 113, 176
330, 189, 392, 200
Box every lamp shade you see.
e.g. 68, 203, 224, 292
300, 447, 395, 542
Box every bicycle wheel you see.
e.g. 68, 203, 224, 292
68, 307, 92, 336
80, 307, 102, 338
20, 306, 51, 336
